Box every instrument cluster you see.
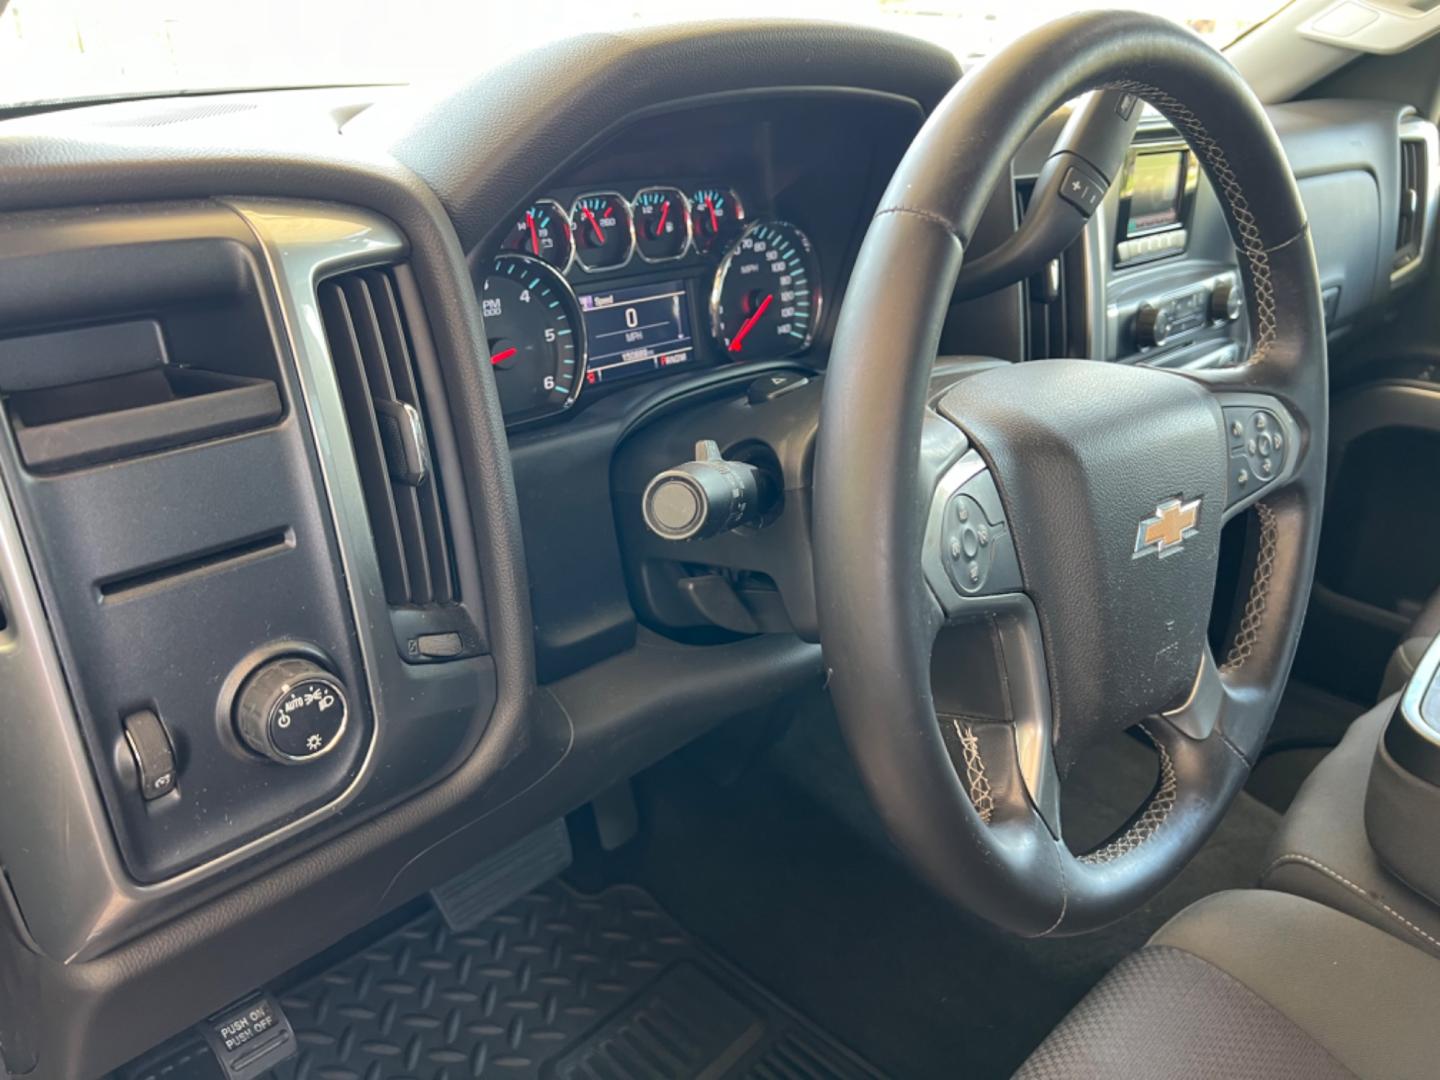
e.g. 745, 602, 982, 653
479, 184, 820, 424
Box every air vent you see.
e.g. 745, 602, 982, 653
319, 267, 456, 608
1394, 119, 1437, 283
1397, 139, 1425, 263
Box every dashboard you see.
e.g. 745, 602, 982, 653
0, 17, 1432, 1080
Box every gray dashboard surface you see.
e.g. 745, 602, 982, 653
1267, 99, 1412, 313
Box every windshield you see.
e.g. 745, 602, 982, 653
0, 0, 1286, 110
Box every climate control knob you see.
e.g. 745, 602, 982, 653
234, 657, 349, 765
1134, 301, 1174, 349
1210, 280, 1242, 322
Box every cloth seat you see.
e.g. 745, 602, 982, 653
1380, 587, 1440, 699
1260, 697, 1440, 959
1014, 889, 1440, 1079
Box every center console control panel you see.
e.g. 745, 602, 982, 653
1114, 271, 1244, 362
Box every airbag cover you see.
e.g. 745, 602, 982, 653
938, 360, 1226, 771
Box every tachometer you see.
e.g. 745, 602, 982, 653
690, 187, 746, 253
710, 221, 820, 361
500, 199, 574, 269
479, 254, 586, 420
570, 192, 634, 271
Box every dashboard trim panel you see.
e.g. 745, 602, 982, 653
0, 200, 499, 964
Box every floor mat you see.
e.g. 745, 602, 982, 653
578, 693, 1281, 1080
265, 879, 880, 1079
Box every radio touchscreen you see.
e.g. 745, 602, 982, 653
1114, 145, 1198, 266
1123, 151, 1186, 236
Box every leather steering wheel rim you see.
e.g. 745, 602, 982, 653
814, 10, 1327, 936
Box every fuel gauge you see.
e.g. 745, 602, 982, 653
634, 186, 692, 262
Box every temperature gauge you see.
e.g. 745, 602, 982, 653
570, 192, 634, 271
500, 199, 573, 269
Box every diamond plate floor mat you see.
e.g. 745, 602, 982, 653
265, 880, 883, 1079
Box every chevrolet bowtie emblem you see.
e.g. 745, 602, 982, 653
1134, 497, 1202, 559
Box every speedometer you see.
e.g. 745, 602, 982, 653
710, 221, 820, 360
479, 254, 586, 421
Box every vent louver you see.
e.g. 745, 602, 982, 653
319, 266, 456, 608
1397, 137, 1427, 269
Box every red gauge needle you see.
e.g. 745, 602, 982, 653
582, 206, 606, 246
490, 347, 517, 366
526, 212, 541, 256
653, 200, 670, 238
705, 195, 719, 234
728, 294, 773, 353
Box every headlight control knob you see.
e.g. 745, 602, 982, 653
234, 657, 349, 765
642, 439, 763, 541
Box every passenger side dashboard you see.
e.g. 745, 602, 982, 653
1013, 98, 1438, 381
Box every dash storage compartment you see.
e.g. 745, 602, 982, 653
8, 366, 281, 473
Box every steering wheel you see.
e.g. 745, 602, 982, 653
815, 10, 1327, 936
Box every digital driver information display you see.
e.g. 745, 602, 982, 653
578, 280, 694, 385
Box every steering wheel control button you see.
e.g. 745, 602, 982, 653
642, 439, 762, 541
1058, 165, 1107, 216
122, 709, 177, 801
961, 527, 981, 560
939, 470, 1024, 597
943, 494, 995, 594
235, 657, 349, 765
1223, 404, 1288, 507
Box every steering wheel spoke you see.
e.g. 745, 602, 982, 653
1159, 646, 1225, 740
931, 593, 1062, 837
